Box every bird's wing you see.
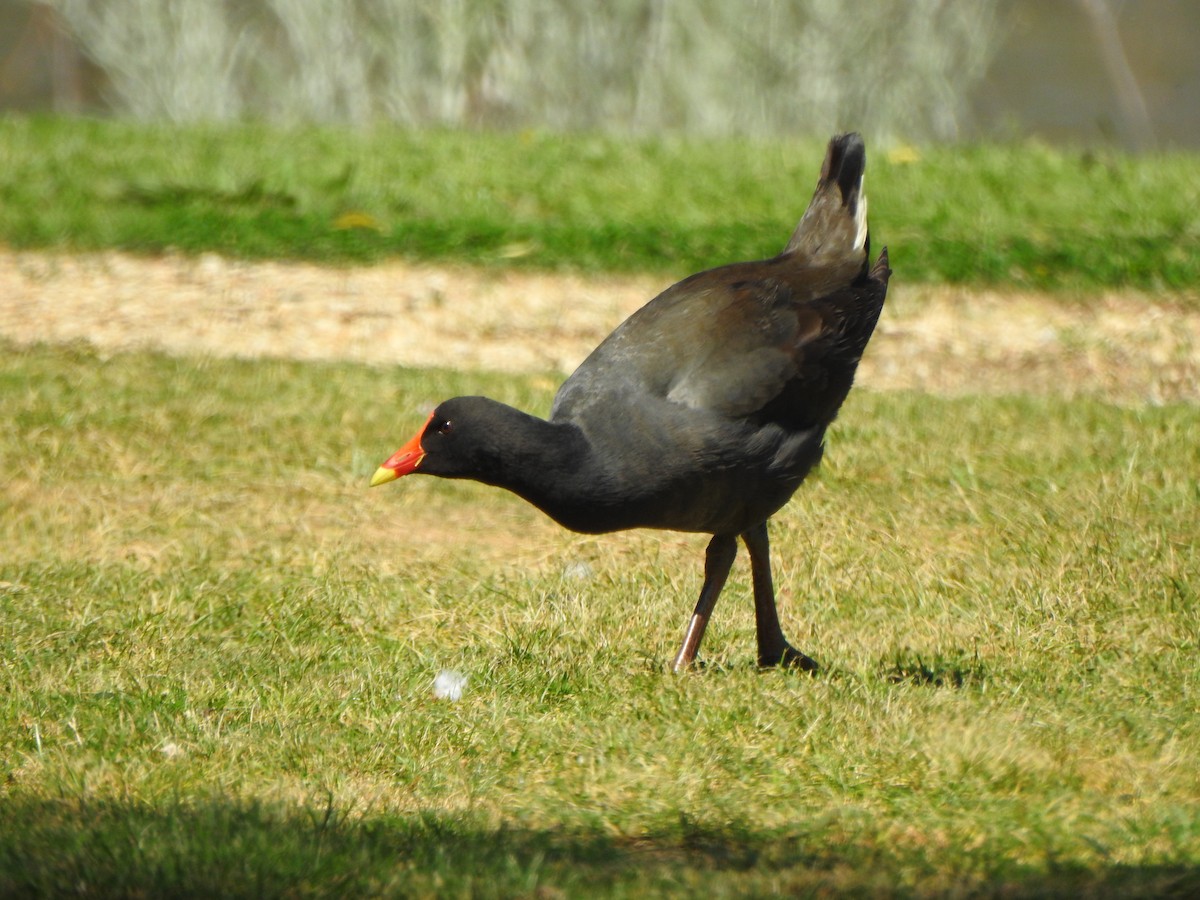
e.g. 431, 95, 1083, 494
661, 258, 887, 425
661, 275, 823, 418
551, 251, 887, 429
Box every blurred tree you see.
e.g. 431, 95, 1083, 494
1075, 0, 1155, 151
45, 0, 1002, 141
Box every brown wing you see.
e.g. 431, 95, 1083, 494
660, 251, 889, 428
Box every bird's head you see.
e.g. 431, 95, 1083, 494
370, 396, 513, 486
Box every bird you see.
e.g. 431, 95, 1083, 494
371, 132, 891, 672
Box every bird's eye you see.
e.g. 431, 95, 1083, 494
436, 419, 453, 435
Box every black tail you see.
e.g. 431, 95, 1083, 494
783, 133, 868, 261
821, 132, 867, 208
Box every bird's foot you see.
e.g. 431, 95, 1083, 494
671, 656, 708, 674
759, 643, 819, 673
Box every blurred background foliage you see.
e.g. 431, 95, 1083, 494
2, 0, 1198, 149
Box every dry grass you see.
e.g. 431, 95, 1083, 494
3, 250, 1198, 405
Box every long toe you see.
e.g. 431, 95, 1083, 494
760, 644, 819, 673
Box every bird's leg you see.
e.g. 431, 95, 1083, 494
672, 534, 737, 672
742, 522, 818, 672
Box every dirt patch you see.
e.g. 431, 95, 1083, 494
2, 249, 1197, 404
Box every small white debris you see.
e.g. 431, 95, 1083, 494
432, 670, 468, 701
160, 741, 184, 759
562, 560, 593, 581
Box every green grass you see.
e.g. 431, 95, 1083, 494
2, 116, 1199, 291
2, 341, 1198, 896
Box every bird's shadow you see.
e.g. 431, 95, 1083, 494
651, 646, 988, 689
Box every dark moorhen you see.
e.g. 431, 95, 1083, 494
371, 132, 891, 672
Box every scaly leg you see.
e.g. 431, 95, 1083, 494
742, 522, 818, 671
672, 534, 737, 672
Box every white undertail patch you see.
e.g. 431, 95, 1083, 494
854, 174, 868, 252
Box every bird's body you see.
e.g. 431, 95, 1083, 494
373, 133, 891, 671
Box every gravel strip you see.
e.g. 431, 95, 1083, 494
3, 250, 1197, 405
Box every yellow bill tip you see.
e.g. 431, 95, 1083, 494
370, 465, 400, 488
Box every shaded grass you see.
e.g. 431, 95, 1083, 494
2, 117, 1199, 291
2, 342, 1199, 896
5, 798, 1198, 899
